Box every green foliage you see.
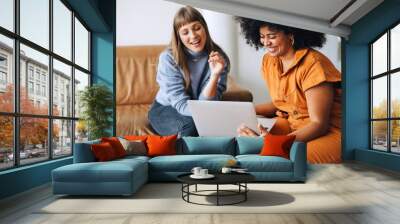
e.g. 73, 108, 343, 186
79, 84, 113, 140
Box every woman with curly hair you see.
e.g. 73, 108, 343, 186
236, 18, 341, 164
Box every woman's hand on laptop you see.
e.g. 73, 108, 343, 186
237, 123, 268, 137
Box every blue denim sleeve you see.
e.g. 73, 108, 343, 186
156, 51, 191, 116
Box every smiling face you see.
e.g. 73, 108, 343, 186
178, 21, 207, 53
259, 25, 293, 57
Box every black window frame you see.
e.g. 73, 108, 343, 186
0, 0, 92, 171
370, 20, 400, 154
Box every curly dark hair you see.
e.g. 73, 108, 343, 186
235, 17, 326, 51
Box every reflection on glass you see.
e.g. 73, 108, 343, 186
20, 44, 49, 115
391, 24, 400, 70
0, 0, 14, 31
20, 117, 49, 165
372, 77, 387, 119
372, 33, 387, 76
391, 72, 400, 118
53, 59, 72, 117
0, 34, 14, 113
53, 119, 72, 158
20, 0, 49, 49
74, 18, 89, 70
391, 120, 400, 153
74, 69, 89, 118
372, 121, 388, 151
75, 120, 88, 143
53, 0, 72, 60
0, 116, 14, 170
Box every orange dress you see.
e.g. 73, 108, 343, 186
262, 48, 342, 164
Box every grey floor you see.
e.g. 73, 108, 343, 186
1, 162, 400, 224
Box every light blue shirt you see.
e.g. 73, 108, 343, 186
155, 48, 229, 116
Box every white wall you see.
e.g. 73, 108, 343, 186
117, 0, 181, 45
117, 0, 341, 104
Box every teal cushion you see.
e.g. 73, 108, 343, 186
236, 137, 264, 155
177, 137, 235, 155
236, 155, 293, 172
149, 154, 235, 172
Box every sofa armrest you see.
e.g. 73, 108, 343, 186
289, 141, 307, 181
73, 140, 100, 163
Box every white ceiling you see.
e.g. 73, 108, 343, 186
165, 0, 384, 38
224, 0, 352, 22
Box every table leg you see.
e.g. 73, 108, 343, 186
245, 183, 247, 201
217, 184, 219, 206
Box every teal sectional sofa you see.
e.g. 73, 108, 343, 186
52, 137, 306, 196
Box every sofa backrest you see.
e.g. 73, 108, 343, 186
235, 136, 264, 155
73, 140, 100, 163
176, 137, 236, 155
74, 137, 276, 163
116, 45, 166, 106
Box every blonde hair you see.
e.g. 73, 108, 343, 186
170, 6, 226, 90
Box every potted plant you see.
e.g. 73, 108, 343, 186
79, 84, 113, 140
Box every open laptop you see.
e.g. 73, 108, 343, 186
188, 100, 261, 137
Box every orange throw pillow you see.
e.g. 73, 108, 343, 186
101, 137, 127, 158
146, 135, 177, 157
91, 142, 117, 161
260, 134, 296, 159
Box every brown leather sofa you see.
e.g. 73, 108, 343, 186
116, 45, 253, 136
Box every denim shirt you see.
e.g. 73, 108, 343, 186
154, 48, 229, 116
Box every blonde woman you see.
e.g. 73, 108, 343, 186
148, 6, 230, 137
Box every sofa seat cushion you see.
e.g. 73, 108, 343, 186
149, 154, 235, 172
177, 137, 236, 155
53, 159, 147, 183
236, 155, 293, 172
119, 155, 150, 162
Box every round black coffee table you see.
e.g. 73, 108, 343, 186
177, 173, 255, 206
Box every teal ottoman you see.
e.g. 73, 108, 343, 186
52, 156, 148, 196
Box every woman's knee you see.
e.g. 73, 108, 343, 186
178, 116, 198, 137
306, 131, 342, 164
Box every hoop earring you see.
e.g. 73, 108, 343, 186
290, 37, 294, 46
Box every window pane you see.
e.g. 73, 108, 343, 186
74, 69, 89, 118
0, 34, 14, 112
75, 18, 89, 70
75, 120, 88, 143
53, 0, 72, 60
391, 72, 400, 118
391, 120, 400, 153
53, 119, 72, 158
20, 44, 49, 115
372, 121, 388, 151
20, 0, 49, 49
0, 0, 14, 31
391, 24, 400, 70
372, 33, 387, 76
53, 59, 72, 117
372, 76, 387, 119
0, 116, 13, 170
20, 117, 49, 165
